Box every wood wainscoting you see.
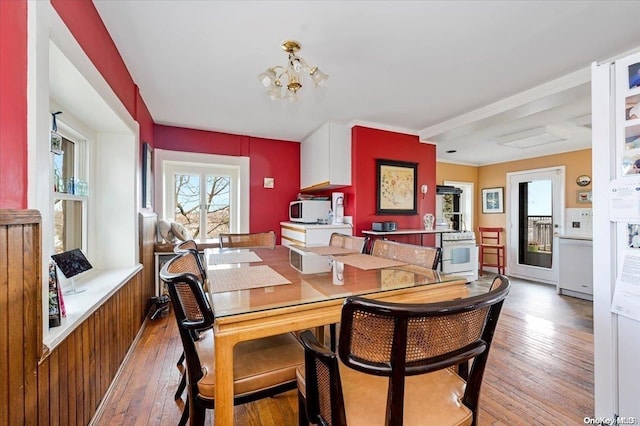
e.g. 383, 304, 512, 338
0, 209, 156, 425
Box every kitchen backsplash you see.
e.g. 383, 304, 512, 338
564, 208, 593, 237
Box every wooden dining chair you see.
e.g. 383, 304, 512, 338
218, 230, 276, 249
478, 227, 505, 275
371, 239, 442, 269
160, 250, 304, 426
297, 275, 510, 426
329, 233, 367, 253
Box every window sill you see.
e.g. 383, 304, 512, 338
42, 264, 143, 356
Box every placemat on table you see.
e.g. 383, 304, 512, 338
305, 246, 360, 256
331, 253, 408, 270
208, 265, 291, 293
208, 251, 262, 265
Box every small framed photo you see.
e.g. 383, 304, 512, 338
576, 190, 592, 204
50, 132, 63, 154
482, 187, 504, 214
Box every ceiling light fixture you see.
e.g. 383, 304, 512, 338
258, 40, 329, 101
496, 126, 567, 149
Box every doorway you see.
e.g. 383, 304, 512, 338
507, 167, 564, 284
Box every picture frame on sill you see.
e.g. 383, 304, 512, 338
142, 142, 153, 209
51, 132, 63, 154
576, 189, 592, 204
376, 159, 418, 215
482, 187, 504, 214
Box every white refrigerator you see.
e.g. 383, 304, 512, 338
592, 50, 640, 420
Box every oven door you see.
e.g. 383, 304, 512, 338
441, 241, 477, 274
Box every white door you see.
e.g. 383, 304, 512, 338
507, 167, 564, 284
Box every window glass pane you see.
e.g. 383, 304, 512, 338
206, 175, 230, 238
174, 174, 202, 238
54, 199, 83, 254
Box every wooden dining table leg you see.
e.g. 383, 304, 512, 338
214, 332, 236, 425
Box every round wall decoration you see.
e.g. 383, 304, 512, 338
576, 175, 591, 186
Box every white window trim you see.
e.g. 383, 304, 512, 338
155, 149, 250, 233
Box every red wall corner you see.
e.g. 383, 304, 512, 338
0, 0, 28, 208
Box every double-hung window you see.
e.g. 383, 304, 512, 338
52, 129, 88, 254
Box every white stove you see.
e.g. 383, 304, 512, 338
441, 231, 476, 242
438, 231, 478, 282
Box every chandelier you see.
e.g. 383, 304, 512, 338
258, 40, 329, 101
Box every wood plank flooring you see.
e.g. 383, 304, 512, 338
92, 277, 593, 425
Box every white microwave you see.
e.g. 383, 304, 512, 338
289, 200, 331, 223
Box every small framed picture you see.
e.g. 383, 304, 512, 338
50, 132, 63, 154
576, 190, 592, 204
482, 187, 504, 214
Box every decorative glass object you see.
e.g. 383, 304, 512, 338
423, 213, 435, 230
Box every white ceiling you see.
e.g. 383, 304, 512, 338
92, 1, 640, 166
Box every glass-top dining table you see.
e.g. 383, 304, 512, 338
204, 245, 469, 425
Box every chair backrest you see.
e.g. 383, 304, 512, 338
301, 275, 510, 426
219, 231, 276, 249
160, 251, 215, 390
478, 227, 503, 246
329, 233, 366, 253
174, 239, 198, 253
371, 239, 441, 269
173, 239, 206, 284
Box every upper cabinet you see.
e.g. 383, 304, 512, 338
300, 122, 351, 191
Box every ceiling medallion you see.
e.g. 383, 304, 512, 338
258, 40, 329, 101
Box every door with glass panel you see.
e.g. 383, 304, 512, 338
507, 167, 564, 284
169, 166, 237, 239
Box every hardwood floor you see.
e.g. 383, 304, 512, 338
92, 276, 593, 425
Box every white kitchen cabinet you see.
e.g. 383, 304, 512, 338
281, 221, 352, 247
557, 236, 593, 300
300, 122, 351, 191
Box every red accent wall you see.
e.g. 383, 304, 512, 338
0, 0, 28, 208
350, 126, 437, 245
154, 125, 300, 241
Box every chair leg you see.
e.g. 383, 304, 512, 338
479, 248, 484, 276
188, 396, 205, 426
330, 323, 337, 352
298, 389, 308, 426
175, 371, 186, 400
178, 397, 189, 426
177, 351, 185, 367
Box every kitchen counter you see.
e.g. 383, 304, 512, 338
280, 221, 354, 230
558, 236, 593, 300
280, 221, 353, 247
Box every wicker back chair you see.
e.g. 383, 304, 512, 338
329, 233, 367, 253
173, 239, 206, 283
218, 231, 276, 249
173, 240, 208, 406
371, 239, 441, 269
160, 250, 304, 426
298, 275, 510, 426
